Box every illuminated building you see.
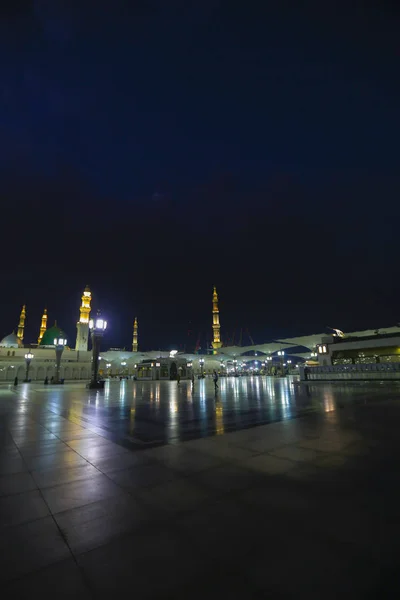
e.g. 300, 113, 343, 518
75, 285, 92, 352
38, 308, 47, 345
17, 305, 26, 342
132, 317, 138, 352
211, 286, 222, 354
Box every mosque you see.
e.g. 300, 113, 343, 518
1, 285, 400, 382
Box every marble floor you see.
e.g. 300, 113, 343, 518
1, 378, 400, 598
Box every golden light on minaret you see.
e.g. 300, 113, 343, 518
211, 286, 222, 354
79, 285, 91, 324
38, 308, 48, 345
132, 317, 138, 352
75, 285, 92, 352
17, 305, 26, 342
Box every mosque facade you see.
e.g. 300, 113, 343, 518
1, 285, 400, 382
0, 290, 92, 382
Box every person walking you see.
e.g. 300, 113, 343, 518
177, 372, 181, 385
212, 370, 219, 392
13, 376, 18, 386
191, 372, 195, 387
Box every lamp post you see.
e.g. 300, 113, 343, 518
233, 358, 238, 376
287, 359, 292, 374
278, 350, 285, 376
266, 356, 272, 375
199, 358, 204, 378
24, 352, 34, 382
89, 311, 107, 389
54, 338, 67, 384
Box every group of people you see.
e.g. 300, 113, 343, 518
177, 370, 219, 392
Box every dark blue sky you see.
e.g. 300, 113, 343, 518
1, 1, 399, 350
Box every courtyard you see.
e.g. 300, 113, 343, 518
1, 377, 400, 597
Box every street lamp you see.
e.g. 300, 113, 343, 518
24, 352, 34, 382
199, 358, 204, 378
89, 311, 107, 389
54, 337, 67, 384
233, 358, 238, 375
278, 350, 285, 376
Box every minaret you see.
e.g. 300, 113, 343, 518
38, 308, 48, 345
17, 305, 26, 342
211, 286, 222, 353
75, 285, 92, 352
132, 317, 138, 352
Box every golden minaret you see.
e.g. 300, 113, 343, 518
132, 317, 138, 352
38, 308, 48, 345
211, 286, 222, 353
17, 305, 26, 342
75, 285, 92, 352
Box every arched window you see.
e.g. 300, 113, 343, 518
7, 351, 10, 356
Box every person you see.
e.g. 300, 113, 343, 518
44, 376, 48, 385
50, 376, 54, 384
212, 370, 219, 392
177, 372, 181, 385
191, 372, 195, 386
14, 376, 18, 386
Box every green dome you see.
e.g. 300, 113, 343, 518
39, 324, 67, 347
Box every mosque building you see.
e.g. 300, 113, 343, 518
2, 284, 400, 383
0, 288, 93, 382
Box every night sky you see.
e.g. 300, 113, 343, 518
1, 1, 399, 351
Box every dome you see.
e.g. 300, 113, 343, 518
0, 332, 23, 348
39, 324, 67, 347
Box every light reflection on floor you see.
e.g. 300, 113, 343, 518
3, 377, 400, 447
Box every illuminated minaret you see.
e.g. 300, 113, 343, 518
211, 286, 222, 353
75, 285, 92, 352
17, 305, 26, 342
132, 317, 138, 352
38, 308, 48, 345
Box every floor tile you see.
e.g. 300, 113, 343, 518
174, 496, 260, 560
186, 439, 259, 462
0, 516, 70, 583
243, 528, 377, 599
18, 440, 71, 459
54, 494, 151, 554
32, 463, 101, 489
3, 558, 91, 599
145, 444, 223, 474
136, 478, 211, 514
76, 443, 128, 462
270, 444, 320, 462
0, 455, 28, 475
107, 462, 178, 490
66, 436, 112, 451
193, 463, 261, 494
78, 526, 203, 597
58, 430, 101, 442
0, 489, 49, 529
239, 454, 296, 475
0, 471, 37, 496
25, 450, 88, 471
41, 473, 124, 514
92, 449, 149, 473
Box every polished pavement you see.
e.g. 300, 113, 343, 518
1, 377, 400, 598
